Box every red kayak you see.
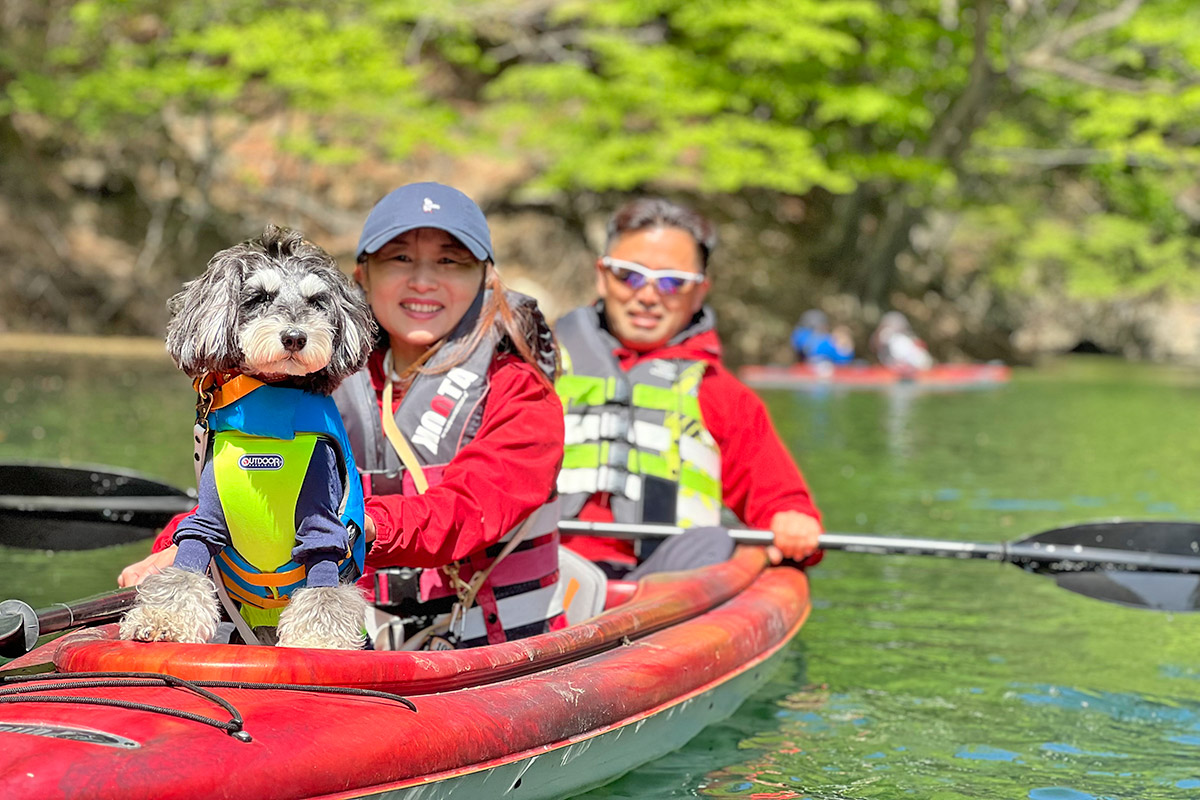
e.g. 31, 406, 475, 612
738, 362, 1011, 390
0, 547, 808, 800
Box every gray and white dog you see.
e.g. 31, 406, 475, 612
120, 225, 376, 649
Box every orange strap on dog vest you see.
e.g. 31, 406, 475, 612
192, 373, 268, 487
194, 374, 267, 412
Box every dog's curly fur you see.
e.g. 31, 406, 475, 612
165, 225, 375, 395
277, 585, 370, 650
119, 567, 221, 644
123, 225, 375, 650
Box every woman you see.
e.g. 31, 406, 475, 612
120, 182, 566, 649
870, 310, 933, 372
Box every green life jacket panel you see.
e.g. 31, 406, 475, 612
554, 304, 722, 529
213, 431, 318, 571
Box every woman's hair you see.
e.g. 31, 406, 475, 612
454, 264, 558, 390
604, 197, 718, 270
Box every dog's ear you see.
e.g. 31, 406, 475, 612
323, 266, 377, 386
165, 246, 246, 376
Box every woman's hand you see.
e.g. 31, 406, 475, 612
117, 545, 177, 587
765, 511, 822, 565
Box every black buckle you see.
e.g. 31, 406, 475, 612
373, 568, 423, 615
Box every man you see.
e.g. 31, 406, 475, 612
554, 198, 822, 577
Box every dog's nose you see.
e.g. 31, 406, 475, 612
281, 329, 308, 352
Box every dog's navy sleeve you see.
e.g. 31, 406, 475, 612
172, 457, 229, 569
291, 439, 350, 587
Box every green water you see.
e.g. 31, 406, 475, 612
4, 352, 1200, 798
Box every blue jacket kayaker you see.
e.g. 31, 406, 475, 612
791, 309, 855, 364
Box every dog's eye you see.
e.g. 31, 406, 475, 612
244, 289, 275, 307
307, 293, 329, 310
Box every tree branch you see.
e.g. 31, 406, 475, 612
1044, 0, 1141, 53
1016, 0, 1188, 94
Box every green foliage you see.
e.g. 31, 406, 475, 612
3, 0, 1199, 307
485, 0, 952, 195
959, 0, 1200, 301
5, 0, 456, 161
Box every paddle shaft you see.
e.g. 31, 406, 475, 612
8, 465, 1200, 576
0, 589, 137, 658
557, 520, 1200, 574
0, 495, 197, 514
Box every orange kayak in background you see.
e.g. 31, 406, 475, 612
739, 362, 1011, 390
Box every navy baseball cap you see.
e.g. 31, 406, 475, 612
355, 182, 494, 263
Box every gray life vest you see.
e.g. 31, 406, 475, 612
333, 289, 563, 647
554, 303, 723, 531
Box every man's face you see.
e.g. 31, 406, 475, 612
596, 226, 710, 353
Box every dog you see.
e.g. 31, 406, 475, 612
120, 225, 375, 649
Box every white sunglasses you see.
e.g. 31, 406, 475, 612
600, 257, 706, 296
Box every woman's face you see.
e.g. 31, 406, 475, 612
596, 226, 709, 353
356, 227, 485, 369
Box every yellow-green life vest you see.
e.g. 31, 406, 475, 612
204, 381, 366, 629
554, 305, 722, 530
211, 432, 318, 628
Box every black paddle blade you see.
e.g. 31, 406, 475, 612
1052, 571, 1200, 613
0, 518, 164, 550
1027, 520, 1200, 558
0, 461, 193, 550
1025, 521, 1200, 611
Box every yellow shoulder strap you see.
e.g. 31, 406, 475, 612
381, 377, 429, 495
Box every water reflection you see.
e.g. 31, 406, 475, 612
699, 680, 1200, 799
8, 352, 1200, 798
0, 349, 195, 487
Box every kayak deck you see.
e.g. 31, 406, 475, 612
0, 548, 809, 800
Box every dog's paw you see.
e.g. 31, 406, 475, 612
118, 567, 220, 644
277, 585, 368, 650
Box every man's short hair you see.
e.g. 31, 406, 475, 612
604, 198, 717, 270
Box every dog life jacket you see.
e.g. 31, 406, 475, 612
203, 376, 366, 628
554, 304, 723, 544
335, 290, 563, 647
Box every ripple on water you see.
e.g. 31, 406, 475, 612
1028, 788, 1105, 800
1040, 743, 1127, 759
955, 745, 1022, 762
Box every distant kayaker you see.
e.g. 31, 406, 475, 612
870, 310, 933, 372
120, 182, 566, 650
791, 309, 855, 365
554, 197, 823, 578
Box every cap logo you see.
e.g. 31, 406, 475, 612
422, 198, 441, 213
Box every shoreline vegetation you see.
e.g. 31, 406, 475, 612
0, 334, 170, 359
3, 2, 1199, 366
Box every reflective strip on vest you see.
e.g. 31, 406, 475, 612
456, 581, 564, 644
554, 305, 722, 527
